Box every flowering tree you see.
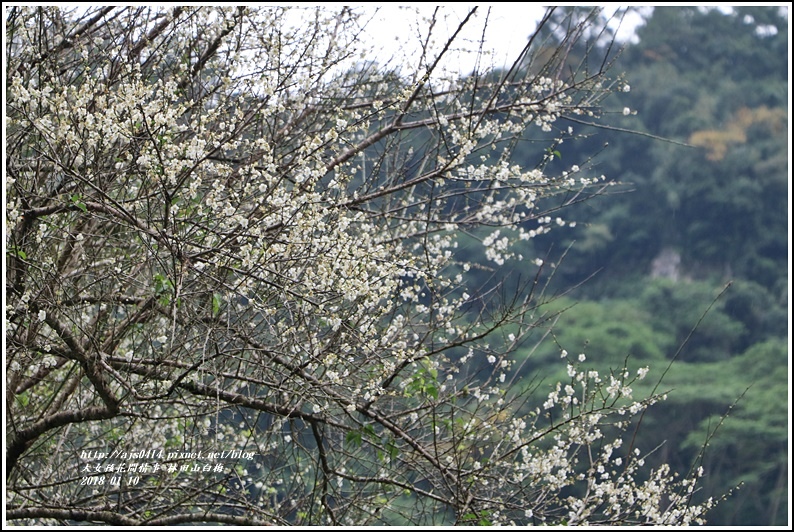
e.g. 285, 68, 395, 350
5, 6, 716, 525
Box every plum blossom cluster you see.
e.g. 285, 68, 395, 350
6, 5, 713, 526
413, 356, 717, 526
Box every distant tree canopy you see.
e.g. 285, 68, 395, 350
493, 6, 789, 526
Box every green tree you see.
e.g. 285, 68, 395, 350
510, 7, 789, 526
540, 6, 788, 295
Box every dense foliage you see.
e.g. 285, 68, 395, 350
492, 6, 788, 526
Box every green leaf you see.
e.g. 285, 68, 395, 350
425, 385, 438, 400
345, 430, 362, 447
17, 391, 29, 407
386, 438, 399, 460
154, 274, 173, 305
154, 273, 173, 294
70, 193, 88, 213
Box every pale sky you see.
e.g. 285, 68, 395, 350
357, 5, 647, 76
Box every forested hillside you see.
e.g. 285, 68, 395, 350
499, 6, 788, 526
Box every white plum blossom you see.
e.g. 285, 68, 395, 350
4, 5, 715, 528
